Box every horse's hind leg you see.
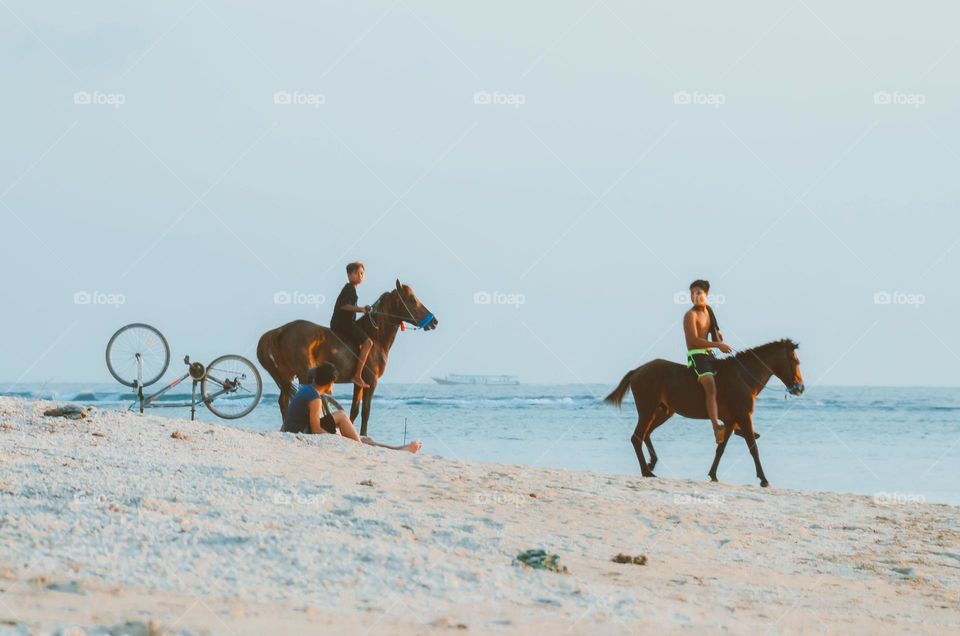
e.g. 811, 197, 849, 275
645, 406, 673, 471
279, 383, 296, 417
630, 406, 658, 478
708, 419, 737, 482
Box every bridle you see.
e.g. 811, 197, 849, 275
727, 346, 804, 398
367, 291, 434, 331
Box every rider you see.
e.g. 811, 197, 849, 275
331, 262, 374, 388
281, 363, 421, 453
683, 279, 733, 444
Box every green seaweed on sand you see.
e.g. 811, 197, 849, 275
514, 549, 568, 573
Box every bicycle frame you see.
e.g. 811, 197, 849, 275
130, 356, 234, 421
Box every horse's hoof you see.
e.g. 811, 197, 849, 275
760, 480, 769, 488
709, 475, 719, 483
642, 472, 657, 478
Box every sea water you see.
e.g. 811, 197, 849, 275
5, 383, 959, 505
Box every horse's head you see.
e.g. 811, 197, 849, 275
772, 339, 804, 395
386, 279, 438, 331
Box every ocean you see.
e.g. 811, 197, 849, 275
5, 382, 959, 505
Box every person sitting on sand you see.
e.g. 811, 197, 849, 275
331, 261, 375, 388
281, 362, 422, 453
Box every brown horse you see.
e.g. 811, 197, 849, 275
605, 339, 804, 487
257, 280, 438, 435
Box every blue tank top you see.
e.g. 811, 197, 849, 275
281, 386, 343, 434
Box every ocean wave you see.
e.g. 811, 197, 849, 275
378, 396, 589, 409
0, 390, 597, 409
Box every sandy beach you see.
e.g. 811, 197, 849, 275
1, 396, 958, 635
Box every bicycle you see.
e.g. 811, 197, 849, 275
105, 323, 262, 420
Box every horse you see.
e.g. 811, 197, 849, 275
257, 280, 438, 436
604, 339, 804, 487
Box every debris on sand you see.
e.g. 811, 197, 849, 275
170, 431, 189, 441
43, 405, 92, 420
429, 617, 469, 630
612, 553, 648, 566
515, 549, 568, 573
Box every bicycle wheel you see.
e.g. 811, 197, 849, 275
202, 355, 262, 419
105, 323, 170, 388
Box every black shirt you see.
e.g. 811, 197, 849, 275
331, 283, 358, 331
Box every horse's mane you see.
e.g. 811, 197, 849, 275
715, 339, 798, 368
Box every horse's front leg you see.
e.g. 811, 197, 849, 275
740, 415, 769, 487
708, 419, 736, 482
359, 380, 376, 437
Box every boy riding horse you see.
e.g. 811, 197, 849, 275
331, 262, 374, 387
683, 279, 757, 443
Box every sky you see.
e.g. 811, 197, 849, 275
1, 1, 958, 386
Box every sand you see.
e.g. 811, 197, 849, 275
0, 396, 957, 635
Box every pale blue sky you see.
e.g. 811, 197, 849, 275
1, 1, 957, 385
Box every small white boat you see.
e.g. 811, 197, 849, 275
432, 374, 520, 386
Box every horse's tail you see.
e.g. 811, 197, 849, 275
604, 369, 637, 408
257, 326, 293, 395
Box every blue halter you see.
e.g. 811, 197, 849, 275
418, 312, 435, 330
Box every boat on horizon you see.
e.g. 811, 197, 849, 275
432, 374, 520, 386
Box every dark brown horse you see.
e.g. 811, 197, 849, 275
257, 280, 438, 435
605, 339, 804, 487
